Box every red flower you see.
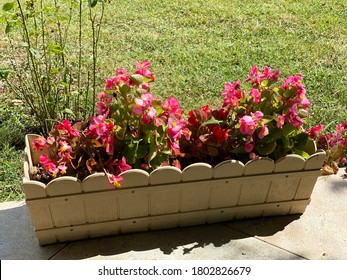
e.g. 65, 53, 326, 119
212, 126, 228, 143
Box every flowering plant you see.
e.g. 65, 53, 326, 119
309, 121, 347, 174
178, 66, 311, 166
32, 61, 189, 186
32, 62, 316, 187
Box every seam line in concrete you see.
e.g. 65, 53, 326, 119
221, 222, 308, 260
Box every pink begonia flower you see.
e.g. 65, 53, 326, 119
246, 66, 281, 86
147, 107, 157, 118
259, 66, 281, 82
259, 124, 269, 139
96, 92, 112, 116
133, 93, 155, 115
222, 81, 243, 108
285, 74, 302, 85
141, 163, 150, 170
245, 66, 261, 85
135, 61, 155, 81
55, 120, 80, 138
153, 117, 163, 127
277, 115, 285, 128
104, 135, 114, 155
289, 104, 304, 128
105, 68, 129, 90
133, 98, 144, 114
118, 157, 132, 173
251, 111, 264, 121
239, 111, 264, 136
250, 88, 261, 104
141, 93, 154, 107
141, 107, 157, 125
89, 115, 107, 136
162, 97, 183, 118
108, 174, 123, 188
168, 141, 181, 155
32, 136, 47, 151
308, 125, 324, 140
58, 140, 72, 153
244, 142, 254, 153
239, 115, 257, 135
97, 92, 112, 103
58, 163, 67, 174
39, 154, 59, 177
168, 117, 188, 142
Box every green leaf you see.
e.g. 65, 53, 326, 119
119, 83, 131, 95
0, 68, 11, 79
201, 118, 221, 126
5, 23, 11, 34
3, 2, 14, 11
88, 0, 98, 8
48, 44, 64, 55
130, 74, 144, 86
282, 123, 297, 137
263, 127, 282, 143
148, 141, 158, 163
293, 132, 309, 150
281, 136, 294, 149
291, 148, 310, 159
260, 79, 269, 87
124, 141, 140, 164
231, 146, 246, 153
29, 48, 41, 59
63, 108, 75, 116
255, 141, 277, 156
283, 88, 297, 99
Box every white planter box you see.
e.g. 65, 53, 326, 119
23, 134, 326, 245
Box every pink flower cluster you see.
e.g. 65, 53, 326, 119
313, 121, 347, 170
33, 120, 78, 179
180, 65, 312, 164
32, 63, 317, 186
32, 61, 190, 186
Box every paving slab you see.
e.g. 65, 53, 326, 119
227, 169, 347, 260
0, 170, 346, 260
0, 201, 66, 260
50, 223, 303, 260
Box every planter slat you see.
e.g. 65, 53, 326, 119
22, 134, 325, 245
238, 180, 270, 205
213, 160, 244, 178
149, 166, 181, 185
22, 180, 47, 199
180, 181, 211, 212
46, 177, 81, 197
304, 152, 327, 170
244, 158, 274, 175
82, 173, 113, 192
32, 199, 310, 245
120, 169, 149, 188
274, 155, 305, 172
181, 163, 213, 181
209, 180, 242, 208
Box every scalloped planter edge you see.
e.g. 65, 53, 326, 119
22, 134, 326, 245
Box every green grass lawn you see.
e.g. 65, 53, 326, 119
1, 0, 347, 201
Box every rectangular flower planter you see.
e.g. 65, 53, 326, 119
23, 134, 326, 245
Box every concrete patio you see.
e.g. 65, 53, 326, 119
1, 169, 346, 260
